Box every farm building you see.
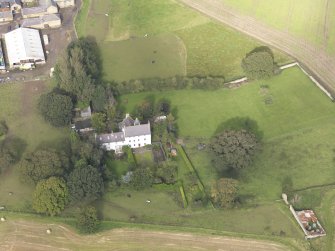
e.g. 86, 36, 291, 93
22, 0, 57, 18
97, 114, 151, 153
0, 0, 21, 13
54, 0, 74, 8
0, 10, 12, 22
21, 13, 61, 29
4, 27, 45, 69
74, 119, 93, 133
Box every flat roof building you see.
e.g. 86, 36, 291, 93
4, 27, 46, 69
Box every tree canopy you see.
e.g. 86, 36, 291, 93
241, 47, 276, 80
210, 130, 259, 171
32, 177, 69, 216
38, 92, 73, 127
76, 206, 100, 233
130, 167, 153, 190
211, 178, 238, 208
54, 38, 102, 105
67, 165, 104, 203
19, 149, 68, 184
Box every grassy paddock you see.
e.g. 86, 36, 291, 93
121, 67, 335, 201
101, 34, 186, 81
75, 0, 292, 81
0, 82, 68, 211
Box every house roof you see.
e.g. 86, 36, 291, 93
21, 13, 60, 27
22, 6, 46, 16
4, 27, 45, 65
118, 114, 135, 130
124, 123, 150, 137
39, 0, 57, 7
0, 0, 21, 4
75, 119, 92, 130
97, 132, 125, 144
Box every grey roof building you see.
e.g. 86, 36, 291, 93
124, 123, 151, 137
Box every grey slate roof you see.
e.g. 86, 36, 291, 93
97, 132, 125, 144
75, 119, 92, 130
118, 114, 135, 130
124, 123, 150, 137
21, 13, 60, 27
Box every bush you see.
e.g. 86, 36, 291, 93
130, 167, 153, 190
0, 120, 8, 137
113, 76, 225, 95
76, 206, 100, 233
241, 47, 277, 80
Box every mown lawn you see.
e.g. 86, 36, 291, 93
76, 0, 292, 81
121, 67, 335, 201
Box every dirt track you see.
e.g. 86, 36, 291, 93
0, 219, 290, 251
179, 0, 335, 92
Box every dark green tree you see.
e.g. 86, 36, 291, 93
54, 38, 102, 105
156, 162, 177, 184
38, 92, 73, 127
130, 167, 153, 190
241, 47, 276, 80
211, 178, 238, 208
76, 206, 100, 233
19, 149, 68, 184
134, 98, 154, 122
91, 85, 107, 112
67, 165, 104, 203
0, 120, 8, 137
155, 99, 170, 115
210, 130, 259, 171
91, 113, 107, 133
32, 177, 69, 216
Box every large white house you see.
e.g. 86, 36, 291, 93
4, 27, 45, 69
96, 114, 151, 153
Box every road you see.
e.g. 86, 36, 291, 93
178, 0, 335, 93
0, 219, 290, 251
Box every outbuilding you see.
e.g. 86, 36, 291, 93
21, 13, 61, 29
4, 27, 46, 69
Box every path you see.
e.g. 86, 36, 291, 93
178, 0, 335, 93
0, 219, 290, 251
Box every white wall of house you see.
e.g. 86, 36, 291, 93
102, 134, 151, 151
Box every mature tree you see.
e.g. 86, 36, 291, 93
67, 165, 104, 203
134, 98, 154, 122
91, 85, 107, 112
70, 135, 104, 166
38, 92, 73, 127
32, 177, 69, 216
241, 47, 276, 80
155, 99, 170, 115
0, 136, 26, 173
210, 130, 259, 171
54, 38, 101, 105
19, 149, 68, 184
76, 206, 100, 233
91, 113, 106, 133
130, 167, 153, 190
0, 120, 8, 137
156, 162, 177, 184
211, 178, 238, 208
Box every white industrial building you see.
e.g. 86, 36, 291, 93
4, 27, 45, 69
96, 114, 151, 153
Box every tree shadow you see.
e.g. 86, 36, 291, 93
214, 117, 263, 140
247, 46, 274, 59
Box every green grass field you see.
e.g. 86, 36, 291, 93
0, 82, 68, 211
221, 0, 335, 54
121, 67, 335, 202
101, 34, 186, 81
76, 0, 292, 82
